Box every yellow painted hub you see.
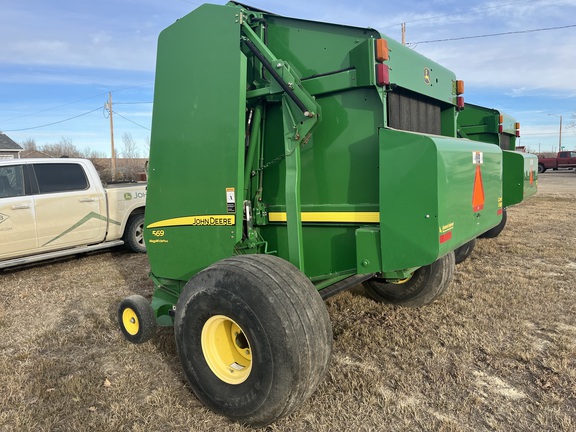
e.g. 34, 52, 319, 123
201, 315, 252, 385
122, 308, 140, 336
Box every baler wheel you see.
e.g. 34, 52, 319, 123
174, 254, 333, 427
454, 238, 476, 264
363, 251, 455, 307
480, 207, 507, 239
118, 295, 156, 344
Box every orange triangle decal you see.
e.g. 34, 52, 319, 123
472, 165, 485, 212
529, 168, 534, 185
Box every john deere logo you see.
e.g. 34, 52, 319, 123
0, 213, 9, 224
424, 67, 431, 85
124, 193, 133, 201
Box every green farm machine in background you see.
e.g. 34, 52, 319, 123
118, 2, 537, 426
458, 103, 536, 238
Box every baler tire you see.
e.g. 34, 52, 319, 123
118, 295, 156, 344
480, 207, 507, 239
124, 213, 146, 253
363, 251, 455, 308
454, 238, 476, 264
174, 254, 332, 427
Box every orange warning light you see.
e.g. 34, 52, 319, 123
472, 165, 485, 212
456, 80, 465, 95
376, 39, 389, 62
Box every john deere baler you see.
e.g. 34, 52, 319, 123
118, 2, 537, 426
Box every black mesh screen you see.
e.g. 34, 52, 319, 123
387, 91, 441, 135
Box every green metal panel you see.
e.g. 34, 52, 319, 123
145, 4, 246, 281
261, 87, 382, 209
260, 225, 359, 281
262, 15, 380, 80
379, 128, 502, 271
356, 227, 382, 274
502, 151, 538, 207
458, 103, 518, 149
386, 38, 458, 105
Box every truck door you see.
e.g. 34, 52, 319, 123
32, 162, 106, 251
0, 164, 37, 259
558, 151, 569, 168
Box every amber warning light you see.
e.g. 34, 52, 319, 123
376, 39, 389, 62
375, 38, 390, 87
455, 80, 465, 110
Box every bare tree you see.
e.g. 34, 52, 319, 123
40, 137, 83, 158
113, 133, 142, 181
83, 148, 106, 159
122, 132, 140, 159
20, 138, 37, 151
143, 136, 151, 156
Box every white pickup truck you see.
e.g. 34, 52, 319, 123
0, 158, 146, 269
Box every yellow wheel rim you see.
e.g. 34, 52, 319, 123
201, 315, 252, 385
122, 308, 140, 336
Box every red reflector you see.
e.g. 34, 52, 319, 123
457, 96, 464, 109
376, 64, 390, 86
498, 124, 503, 133
440, 232, 452, 244
516, 130, 520, 137
497, 208, 503, 216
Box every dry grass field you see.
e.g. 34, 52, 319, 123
1, 171, 575, 431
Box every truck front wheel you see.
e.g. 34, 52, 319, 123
174, 255, 332, 427
363, 251, 455, 307
124, 213, 146, 253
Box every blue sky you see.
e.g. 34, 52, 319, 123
1, 0, 575, 156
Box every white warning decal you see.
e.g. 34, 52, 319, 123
226, 188, 236, 213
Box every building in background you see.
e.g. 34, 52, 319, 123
0, 133, 23, 159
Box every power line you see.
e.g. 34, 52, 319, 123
383, 0, 537, 28
114, 111, 151, 131
1, 84, 153, 124
114, 101, 153, 105
522, 132, 573, 136
408, 24, 576, 45
3, 107, 102, 132
1, 92, 109, 123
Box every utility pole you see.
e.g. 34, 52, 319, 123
558, 114, 563, 153
548, 113, 563, 153
105, 92, 116, 181
401, 22, 406, 45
